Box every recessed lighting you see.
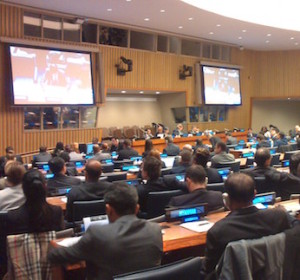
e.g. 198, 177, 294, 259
121, 90, 126, 93
267, 33, 271, 37
107, 8, 112, 12
295, 42, 299, 45
209, 32, 214, 35
139, 91, 144, 94
178, 26, 183, 29
188, 17, 194, 21
144, 18, 150, 21
242, 29, 247, 33
290, 37, 295, 40
160, 9, 165, 13
288, 97, 291, 100
126, 0, 131, 2
238, 36, 242, 40
156, 91, 160, 94
266, 40, 270, 43
216, 24, 221, 27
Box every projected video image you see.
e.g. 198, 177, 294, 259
9, 46, 94, 105
202, 66, 242, 105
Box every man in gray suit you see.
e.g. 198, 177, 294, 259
211, 142, 235, 168
48, 182, 163, 280
163, 136, 180, 156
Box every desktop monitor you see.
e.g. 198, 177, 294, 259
73, 160, 86, 169
175, 174, 185, 182
282, 160, 290, 167
234, 145, 244, 150
217, 168, 231, 181
121, 165, 139, 172
269, 148, 276, 155
165, 204, 208, 223
242, 152, 254, 158
253, 192, 276, 209
161, 156, 175, 168
86, 143, 94, 155
36, 162, 50, 173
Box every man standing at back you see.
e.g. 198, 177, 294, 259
203, 173, 291, 274
66, 160, 112, 222
48, 183, 163, 280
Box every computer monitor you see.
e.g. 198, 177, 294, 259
86, 143, 94, 155
73, 160, 86, 169
269, 148, 276, 155
45, 173, 54, 179
234, 145, 244, 150
161, 156, 175, 168
252, 192, 276, 209
117, 179, 141, 186
238, 140, 245, 144
165, 204, 208, 222
242, 152, 254, 158
175, 174, 185, 182
217, 168, 231, 181
282, 160, 290, 167
121, 165, 139, 172
36, 162, 50, 173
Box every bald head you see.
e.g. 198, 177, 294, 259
93, 144, 100, 155
85, 160, 102, 182
255, 148, 271, 167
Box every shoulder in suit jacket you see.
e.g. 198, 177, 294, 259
47, 174, 81, 194
117, 148, 139, 160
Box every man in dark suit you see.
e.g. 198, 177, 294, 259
163, 136, 180, 156
117, 139, 139, 160
274, 131, 289, 150
169, 165, 223, 212
256, 134, 271, 149
0, 146, 23, 177
48, 183, 163, 280
290, 152, 300, 178
170, 149, 192, 174
66, 160, 112, 222
203, 173, 291, 274
225, 132, 237, 145
32, 145, 52, 167
210, 142, 235, 167
47, 157, 81, 194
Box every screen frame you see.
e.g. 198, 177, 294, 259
8, 43, 96, 107
201, 64, 242, 106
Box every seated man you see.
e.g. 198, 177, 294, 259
274, 131, 289, 150
68, 142, 84, 161
48, 183, 163, 280
210, 142, 235, 168
92, 144, 111, 162
170, 149, 192, 174
203, 173, 291, 274
101, 143, 111, 154
194, 148, 223, 184
47, 157, 81, 194
225, 132, 237, 145
290, 152, 300, 178
0, 146, 23, 177
0, 161, 26, 210
172, 123, 184, 137
117, 139, 139, 160
163, 136, 180, 156
32, 145, 52, 166
169, 165, 223, 212
193, 139, 209, 152
66, 160, 112, 222
256, 134, 271, 149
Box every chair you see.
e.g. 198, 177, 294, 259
215, 161, 240, 173
6, 231, 56, 280
113, 257, 202, 280
226, 144, 237, 152
277, 144, 293, 153
254, 176, 278, 194
163, 173, 185, 187
0, 211, 8, 279
56, 228, 74, 239
270, 153, 280, 166
161, 167, 172, 176
73, 200, 106, 222
105, 172, 127, 182
101, 163, 115, 173
284, 150, 299, 161
290, 194, 300, 200
146, 190, 184, 219
206, 182, 225, 193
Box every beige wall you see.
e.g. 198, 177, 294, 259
251, 100, 300, 134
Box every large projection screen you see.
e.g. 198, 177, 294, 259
9, 45, 95, 106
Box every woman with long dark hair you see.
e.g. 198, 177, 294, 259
6, 169, 64, 234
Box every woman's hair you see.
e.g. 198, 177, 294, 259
144, 139, 153, 152
22, 170, 54, 231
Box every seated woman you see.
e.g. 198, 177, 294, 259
6, 169, 64, 234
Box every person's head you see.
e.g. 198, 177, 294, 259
49, 156, 66, 175
185, 165, 207, 192
39, 145, 47, 153
177, 123, 183, 131
64, 144, 71, 153
5, 161, 26, 187
111, 137, 119, 146
145, 139, 153, 152
164, 127, 169, 135
70, 142, 79, 153
224, 173, 256, 210
55, 142, 64, 151
85, 160, 102, 182
214, 142, 227, 154
148, 149, 162, 161
165, 135, 173, 144
146, 128, 152, 135
290, 152, 300, 177
270, 128, 277, 137
157, 126, 163, 134
278, 131, 285, 139
123, 139, 131, 148
101, 142, 109, 151
254, 148, 271, 167
104, 182, 139, 223
256, 134, 265, 142
5, 146, 14, 154
193, 148, 210, 167
195, 139, 203, 146
248, 128, 253, 133
180, 149, 192, 165
92, 137, 99, 144
6, 151, 15, 161
142, 156, 161, 180
59, 152, 70, 163
93, 144, 100, 155
182, 144, 193, 153
260, 126, 268, 133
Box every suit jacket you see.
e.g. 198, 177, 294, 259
32, 152, 52, 166
169, 188, 223, 212
92, 152, 111, 162
205, 167, 223, 184
169, 163, 191, 174
47, 173, 81, 193
0, 184, 25, 211
226, 136, 238, 145
211, 152, 235, 167
274, 138, 288, 149
257, 140, 271, 149
48, 215, 163, 280
66, 180, 112, 222
204, 206, 291, 273
6, 203, 63, 235
117, 147, 139, 160
163, 143, 180, 156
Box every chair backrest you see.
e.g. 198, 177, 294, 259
101, 163, 115, 173
113, 257, 202, 280
113, 160, 134, 169
73, 200, 106, 222
0, 211, 8, 278
290, 194, 300, 200
253, 176, 277, 194
147, 190, 184, 219
277, 144, 293, 153
7, 231, 56, 280
284, 150, 299, 161
206, 182, 225, 193
270, 153, 280, 166
215, 161, 240, 173
161, 167, 172, 176
105, 172, 127, 182
163, 173, 185, 186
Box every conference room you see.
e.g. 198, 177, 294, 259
1, 0, 300, 279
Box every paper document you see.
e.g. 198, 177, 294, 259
57, 237, 82, 247
83, 215, 109, 231
61, 197, 67, 203
180, 220, 214, 233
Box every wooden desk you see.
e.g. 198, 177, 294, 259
47, 196, 67, 211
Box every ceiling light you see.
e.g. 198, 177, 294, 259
181, 0, 300, 32
160, 9, 165, 13
178, 26, 183, 29
266, 40, 270, 43
188, 17, 194, 20
267, 33, 271, 37
290, 37, 295, 40
295, 42, 299, 45
242, 29, 247, 33
238, 36, 242, 40
121, 90, 126, 93
156, 91, 160, 94
209, 32, 214, 35
107, 8, 112, 12
126, 0, 131, 2
139, 91, 144, 94
144, 18, 150, 21
216, 24, 221, 27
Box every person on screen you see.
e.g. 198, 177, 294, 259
48, 183, 163, 280
203, 173, 291, 274
169, 165, 223, 212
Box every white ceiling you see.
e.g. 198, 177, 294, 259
6, 0, 300, 51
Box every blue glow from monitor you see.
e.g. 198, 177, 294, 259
160, 154, 168, 158
238, 140, 245, 144
282, 160, 290, 167
75, 161, 84, 168
253, 194, 273, 205
105, 159, 113, 163
45, 173, 54, 179
242, 152, 254, 158
43, 164, 50, 171
183, 216, 200, 223
175, 175, 185, 182
234, 145, 244, 150
86, 143, 94, 155
111, 151, 117, 156
218, 169, 230, 180
130, 156, 142, 161
269, 149, 276, 155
